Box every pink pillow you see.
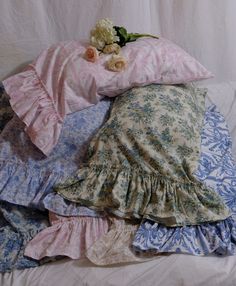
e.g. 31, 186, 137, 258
3, 38, 213, 156
100, 37, 213, 95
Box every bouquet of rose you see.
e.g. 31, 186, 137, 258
84, 18, 158, 72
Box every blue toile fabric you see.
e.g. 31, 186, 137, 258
0, 97, 112, 214
43, 193, 105, 217
132, 105, 236, 256
0, 85, 51, 272
0, 201, 49, 272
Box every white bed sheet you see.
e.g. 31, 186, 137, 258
2, 255, 236, 286
0, 81, 236, 286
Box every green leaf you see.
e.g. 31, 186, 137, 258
114, 26, 159, 47
114, 26, 129, 46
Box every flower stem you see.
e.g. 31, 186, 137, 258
128, 33, 159, 42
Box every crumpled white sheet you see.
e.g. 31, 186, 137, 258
1, 255, 236, 286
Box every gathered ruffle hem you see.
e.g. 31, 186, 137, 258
86, 218, 160, 265
132, 104, 236, 256
3, 68, 64, 156
133, 216, 236, 256
56, 164, 230, 227
24, 213, 110, 260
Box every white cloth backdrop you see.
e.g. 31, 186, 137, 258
0, 0, 236, 83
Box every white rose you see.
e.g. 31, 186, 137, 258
90, 18, 119, 50
90, 36, 106, 51
103, 43, 121, 54
106, 55, 127, 72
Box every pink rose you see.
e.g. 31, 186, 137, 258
84, 46, 99, 62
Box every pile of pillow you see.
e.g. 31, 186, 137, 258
3, 37, 213, 156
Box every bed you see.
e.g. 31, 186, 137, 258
0, 10, 236, 283
0, 78, 235, 286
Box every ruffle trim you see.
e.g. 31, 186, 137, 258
0, 159, 60, 209
0, 158, 107, 215
43, 193, 104, 217
24, 214, 110, 260
86, 218, 159, 265
132, 217, 236, 256
56, 165, 230, 227
3, 67, 64, 156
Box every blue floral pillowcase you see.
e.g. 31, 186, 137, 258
0, 83, 112, 272
0, 89, 113, 211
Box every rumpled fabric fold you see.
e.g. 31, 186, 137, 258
24, 212, 110, 260
86, 218, 159, 265
3, 41, 104, 155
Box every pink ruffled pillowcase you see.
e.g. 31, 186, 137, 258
3, 37, 213, 156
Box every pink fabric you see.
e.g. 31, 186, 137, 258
3, 38, 213, 156
24, 212, 110, 260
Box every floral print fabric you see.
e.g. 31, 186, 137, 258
56, 84, 229, 226
2, 103, 234, 271
0, 85, 110, 272
0, 202, 49, 272
0, 97, 112, 213
0, 85, 52, 273
1, 83, 236, 271
133, 105, 236, 255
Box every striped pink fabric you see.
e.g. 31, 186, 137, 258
3, 38, 213, 156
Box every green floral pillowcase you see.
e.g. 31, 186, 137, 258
56, 84, 229, 226
90, 84, 208, 180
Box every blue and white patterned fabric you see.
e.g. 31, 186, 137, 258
43, 193, 105, 217
0, 85, 51, 273
0, 96, 112, 214
133, 105, 236, 256
0, 202, 49, 272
